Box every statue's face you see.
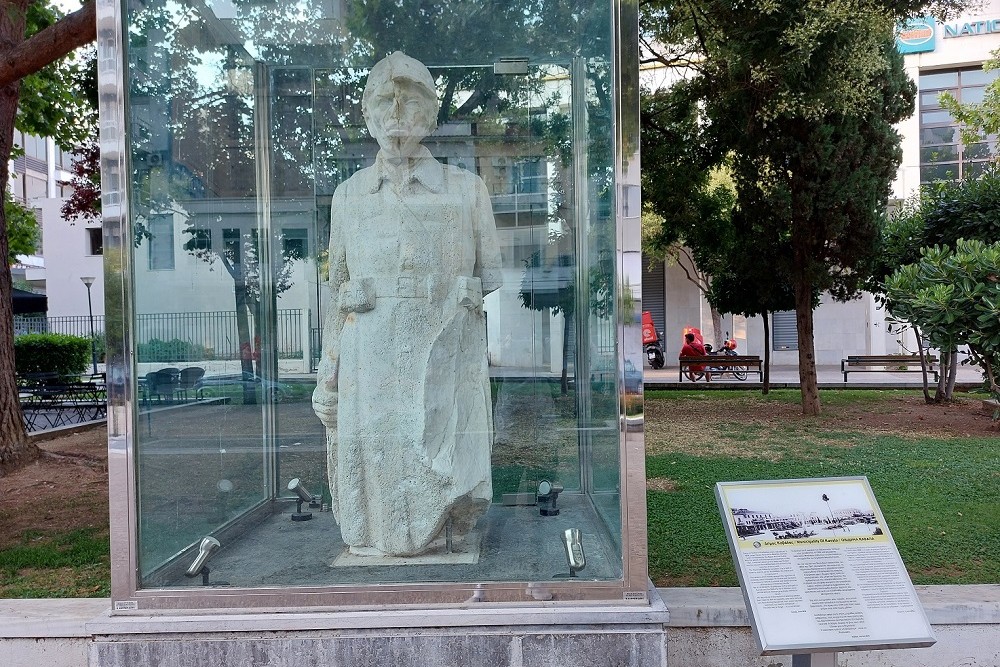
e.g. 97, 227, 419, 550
364, 78, 437, 157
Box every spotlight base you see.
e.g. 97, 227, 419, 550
539, 508, 560, 516
291, 512, 313, 522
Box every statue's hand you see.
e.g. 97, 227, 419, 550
312, 385, 338, 428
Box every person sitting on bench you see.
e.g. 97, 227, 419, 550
680, 332, 710, 382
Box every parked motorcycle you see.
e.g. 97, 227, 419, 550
642, 311, 665, 369
704, 334, 747, 381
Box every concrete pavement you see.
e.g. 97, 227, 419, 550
645, 363, 985, 390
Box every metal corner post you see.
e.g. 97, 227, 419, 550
96, 0, 141, 606
613, 0, 648, 595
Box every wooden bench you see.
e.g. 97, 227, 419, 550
679, 355, 763, 382
841, 355, 940, 382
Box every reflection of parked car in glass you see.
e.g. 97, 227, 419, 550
195, 372, 290, 403
591, 357, 643, 393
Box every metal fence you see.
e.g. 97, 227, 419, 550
14, 310, 304, 362
15, 315, 104, 337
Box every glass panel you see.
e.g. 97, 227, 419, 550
920, 126, 958, 145
963, 160, 991, 178
128, 0, 266, 584
920, 163, 960, 183
919, 91, 943, 109
963, 141, 995, 161
127, 0, 622, 589
921, 110, 954, 124
919, 71, 959, 89
959, 69, 996, 86
920, 144, 959, 163
961, 86, 986, 104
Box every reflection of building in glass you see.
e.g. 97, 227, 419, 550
125, 53, 599, 376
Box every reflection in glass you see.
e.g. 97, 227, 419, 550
126, 0, 623, 589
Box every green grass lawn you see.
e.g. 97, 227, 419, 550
645, 389, 1000, 587
0, 528, 110, 598
3, 388, 996, 596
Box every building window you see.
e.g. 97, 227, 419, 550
772, 311, 798, 351
282, 228, 308, 259
87, 227, 103, 255
223, 228, 242, 264
919, 68, 1000, 183
148, 214, 175, 270
186, 228, 212, 253
33, 208, 43, 255
25, 175, 47, 200
24, 134, 46, 161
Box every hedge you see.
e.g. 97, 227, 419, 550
15, 333, 90, 378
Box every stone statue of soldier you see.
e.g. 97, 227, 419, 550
312, 52, 503, 558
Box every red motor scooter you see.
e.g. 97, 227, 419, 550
642, 312, 665, 369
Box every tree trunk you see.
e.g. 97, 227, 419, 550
710, 306, 723, 350
914, 325, 932, 404
946, 349, 958, 400
560, 313, 569, 395
234, 283, 256, 405
794, 277, 821, 416
934, 349, 949, 403
0, 0, 37, 476
762, 310, 771, 395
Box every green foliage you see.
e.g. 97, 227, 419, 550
939, 45, 1000, 145
16, 9, 98, 151
642, 0, 921, 412
14, 333, 90, 378
4, 192, 39, 262
885, 239, 1000, 395
136, 338, 215, 363
875, 167, 1000, 289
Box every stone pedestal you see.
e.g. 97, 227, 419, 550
88, 588, 669, 667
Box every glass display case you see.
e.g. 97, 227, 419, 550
99, 0, 644, 610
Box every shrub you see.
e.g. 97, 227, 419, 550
137, 338, 214, 363
15, 333, 90, 378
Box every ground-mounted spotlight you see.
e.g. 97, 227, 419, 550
553, 528, 586, 579
287, 478, 320, 521
536, 480, 564, 516
184, 536, 222, 585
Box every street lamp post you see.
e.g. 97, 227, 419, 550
81, 276, 98, 375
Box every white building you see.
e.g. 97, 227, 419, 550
9, 132, 106, 324
641, 3, 1000, 365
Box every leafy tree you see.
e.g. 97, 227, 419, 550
885, 239, 1000, 409
5, 193, 39, 263
872, 167, 1000, 400
641, 82, 737, 347
641, 0, 934, 415
0, 0, 96, 475
705, 208, 802, 394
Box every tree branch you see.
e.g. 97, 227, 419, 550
0, 2, 96, 89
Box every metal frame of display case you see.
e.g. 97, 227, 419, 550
98, 0, 646, 612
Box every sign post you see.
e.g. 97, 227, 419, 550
715, 477, 935, 660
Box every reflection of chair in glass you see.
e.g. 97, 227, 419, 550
146, 368, 181, 403
177, 367, 206, 400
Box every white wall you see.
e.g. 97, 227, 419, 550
31, 198, 105, 320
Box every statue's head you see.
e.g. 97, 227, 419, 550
362, 51, 438, 157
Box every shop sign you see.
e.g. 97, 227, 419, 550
896, 16, 936, 54
944, 19, 1000, 38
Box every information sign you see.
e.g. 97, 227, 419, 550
716, 477, 936, 655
